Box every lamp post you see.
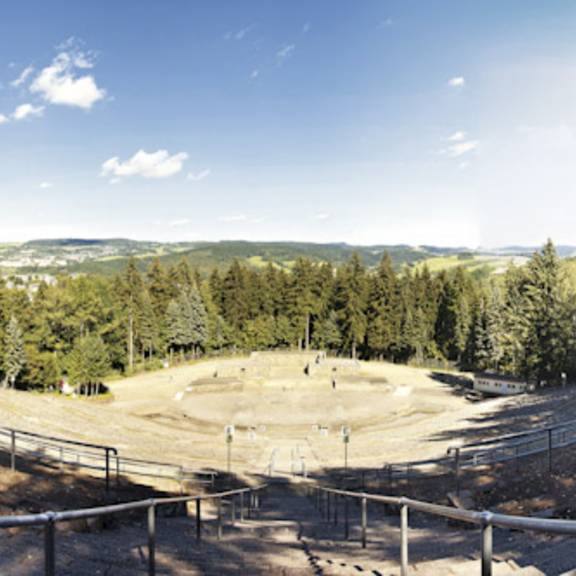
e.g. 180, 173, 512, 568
225, 425, 235, 474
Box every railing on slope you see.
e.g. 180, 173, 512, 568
311, 484, 576, 576
379, 417, 576, 487
0, 483, 267, 576
0, 426, 217, 492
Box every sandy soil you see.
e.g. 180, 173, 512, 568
0, 356, 526, 478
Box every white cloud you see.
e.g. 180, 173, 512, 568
101, 149, 188, 180
187, 168, 211, 182
11, 66, 34, 88
13, 103, 44, 120
0, 114, 9, 125
448, 131, 466, 142
224, 25, 254, 41
378, 18, 394, 29
250, 69, 259, 80
447, 140, 478, 157
448, 76, 465, 88
168, 218, 190, 228
302, 22, 311, 34
39, 181, 53, 189
235, 25, 253, 40
276, 44, 295, 65
218, 214, 248, 223
313, 213, 330, 221
30, 49, 105, 109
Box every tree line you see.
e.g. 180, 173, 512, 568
0, 240, 573, 392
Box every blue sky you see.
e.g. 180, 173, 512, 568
1, 1, 576, 247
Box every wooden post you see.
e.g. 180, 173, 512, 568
400, 504, 408, 576
148, 502, 156, 576
361, 497, 367, 548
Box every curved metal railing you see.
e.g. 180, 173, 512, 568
0, 483, 267, 575
379, 417, 576, 485
0, 426, 217, 491
312, 484, 576, 576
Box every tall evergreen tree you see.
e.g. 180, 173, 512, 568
336, 253, 368, 358
2, 316, 26, 389
366, 253, 399, 360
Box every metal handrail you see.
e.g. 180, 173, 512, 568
378, 418, 576, 483
313, 484, 576, 576
0, 426, 217, 490
0, 483, 267, 575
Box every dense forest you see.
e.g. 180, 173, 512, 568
0, 240, 572, 393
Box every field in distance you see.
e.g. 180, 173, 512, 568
2, 238, 576, 276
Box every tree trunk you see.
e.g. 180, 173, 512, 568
128, 314, 134, 371
305, 313, 310, 351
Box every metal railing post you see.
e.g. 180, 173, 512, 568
10, 430, 16, 471
44, 512, 56, 576
361, 496, 368, 548
217, 497, 223, 540
547, 429, 553, 474
240, 491, 245, 522
196, 499, 202, 541
344, 495, 349, 540
326, 491, 331, 521
481, 514, 493, 576
148, 501, 156, 576
400, 503, 408, 576
334, 494, 338, 525
105, 449, 111, 493
231, 494, 236, 525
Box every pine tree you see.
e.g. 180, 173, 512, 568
288, 258, 317, 350
119, 259, 144, 371
336, 253, 368, 358
221, 261, 250, 335
2, 316, 26, 389
366, 253, 399, 360
434, 269, 472, 362
522, 240, 570, 382
67, 334, 110, 396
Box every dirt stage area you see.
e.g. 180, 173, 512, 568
0, 354, 569, 479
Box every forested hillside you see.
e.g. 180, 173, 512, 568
0, 239, 542, 275
0, 240, 572, 393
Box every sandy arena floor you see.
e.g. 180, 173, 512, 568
0, 357, 527, 479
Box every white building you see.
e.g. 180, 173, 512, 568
473, 373, 529, 396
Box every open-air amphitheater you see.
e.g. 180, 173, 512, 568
2, 352, 576, 574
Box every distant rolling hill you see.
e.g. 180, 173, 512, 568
0, 238, 566, 277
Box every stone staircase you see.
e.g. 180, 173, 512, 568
1, 478, 574, 574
